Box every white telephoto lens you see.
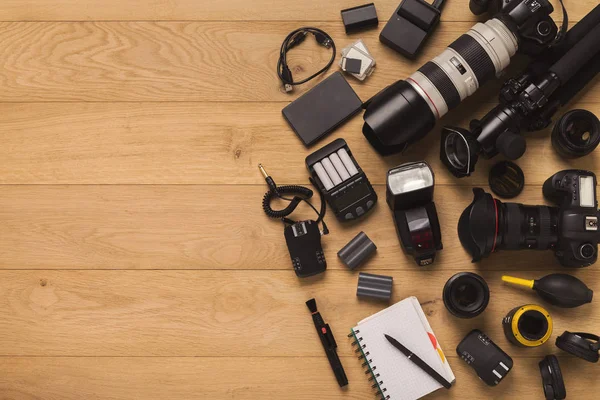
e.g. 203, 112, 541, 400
407, 18, 518, 120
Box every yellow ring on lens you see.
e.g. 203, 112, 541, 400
511, 304, 553, 347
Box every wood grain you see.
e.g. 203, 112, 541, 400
0, 184, 581, 271
0, 269, 597, 357
0, 21, 599, 102
0, 102, 599, 185
1, 0, 599, 398
0, 356, 598, 400
0, 0, 591, 22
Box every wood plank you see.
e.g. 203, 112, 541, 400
0, 21, 598, 102
0, 356, 598, 400
0, 184, 583, 271
1, 102, 598, 185
0, 0, 591, 22
0, 270, 597, 357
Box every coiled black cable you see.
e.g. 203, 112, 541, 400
259, 164, 328, 234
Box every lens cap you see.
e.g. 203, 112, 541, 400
489, 161, 524, 199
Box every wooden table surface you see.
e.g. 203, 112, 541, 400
0, 0, 599, 399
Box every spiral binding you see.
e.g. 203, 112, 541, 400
349, 329, 390, 400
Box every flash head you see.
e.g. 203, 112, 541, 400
386, 162, 443, 266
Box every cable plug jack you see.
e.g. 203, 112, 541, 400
281, 66, 293, 93
259, 164, 279, 195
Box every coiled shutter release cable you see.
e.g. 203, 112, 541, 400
259, 164, 328, 235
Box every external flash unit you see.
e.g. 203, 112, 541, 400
386, 161, 443, 266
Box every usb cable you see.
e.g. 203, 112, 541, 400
277, 27, 336, 93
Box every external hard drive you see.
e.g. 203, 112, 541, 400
282, 72, 362, 147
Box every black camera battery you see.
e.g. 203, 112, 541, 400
306, 138, 377, 222
341, 3, 379, 34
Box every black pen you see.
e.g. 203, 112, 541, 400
306, 298, 348, 387
385, 334, 452, 389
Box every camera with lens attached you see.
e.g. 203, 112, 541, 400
441, 5, 600, 177
458, 169, 600, 268
362, 0, 559, 155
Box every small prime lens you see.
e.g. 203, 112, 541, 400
443, 272, 490, 318
551, 109, 600, 158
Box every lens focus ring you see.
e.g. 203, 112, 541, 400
505, 203, 521, 250
537, 206, 552, 249
449, 34, 496, 87
418, 62, 461, 110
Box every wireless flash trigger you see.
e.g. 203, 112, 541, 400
284, 220, 327, 277
457, 329, 513, 386
259, 165, 328, 278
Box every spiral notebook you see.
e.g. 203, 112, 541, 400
350, 297, 455, 400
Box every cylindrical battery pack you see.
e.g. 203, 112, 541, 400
337, 148, 359, 176
313, 162, 335, 190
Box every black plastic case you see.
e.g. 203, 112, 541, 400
305, 138, 377, 222
282, 72, 362, 147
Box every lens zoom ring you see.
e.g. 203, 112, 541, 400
418, 62, 461, 110
449, 34, 496, 87
537, 206, 551, 249
505, 203, 521, 250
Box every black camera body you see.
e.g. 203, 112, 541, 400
469, 0, 558, 56
458, 170, 600, 268
544, 170, 599, 267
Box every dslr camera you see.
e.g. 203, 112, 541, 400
362, 0, 559, 155
458, 170, 600, 268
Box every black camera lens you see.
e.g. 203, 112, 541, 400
443, 272, 490, 318
458, 188, 559, 262
580, 243, 596, 259
551, 109, 600, 158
